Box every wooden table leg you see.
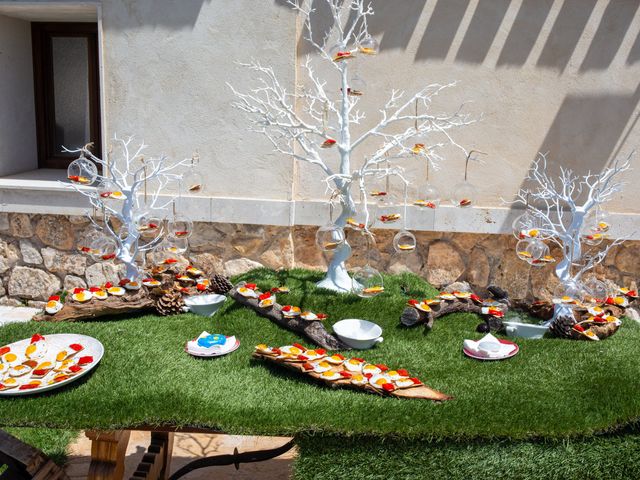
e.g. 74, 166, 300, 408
85, 430, 131, 480
130, 431, 174, 480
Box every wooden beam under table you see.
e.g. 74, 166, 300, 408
85, 430, 131, 480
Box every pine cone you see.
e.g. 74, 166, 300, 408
155, 291, 185, 316
549, 310, 577, 338
211, 274, 233, 295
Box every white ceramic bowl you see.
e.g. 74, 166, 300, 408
332, 319, 383, 350
503, 321, 549, 340
184, 294, 227, 317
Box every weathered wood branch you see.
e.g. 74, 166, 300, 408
253, 352, 452, 402
33, 290, 155, 322
231, 283, 349, 350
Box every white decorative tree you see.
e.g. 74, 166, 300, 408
64, 137, 195, 281
512, 152, 632, 322
229, 0, 473, 292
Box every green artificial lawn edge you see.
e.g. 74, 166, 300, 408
1, 268, 639, 442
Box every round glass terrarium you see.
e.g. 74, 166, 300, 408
168, 214, 193, 240
528, 242, 550, 268
414, 183, 441, 209
516, 238, 545, 263
329, 43, 353, 62
512, 211, 540, 239
553, 281, 586, 304
316, 224, 345, 252
393, 230, 417, 253
348, 73, 366, 96
137, 214, 164, 239
90, 235, 118, 262
182, 169, 204, 195
352, 264, 384, 298
162, 237, 189, 256
451, 181, 477, 208
96, 179, 124, 202
583, 277, 607, 302
67, 157, 98, 186
359, 35, 379, 55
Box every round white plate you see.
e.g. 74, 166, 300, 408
185, 338, 240, 358
0, 333, 104, 397
462, 339, 519, 361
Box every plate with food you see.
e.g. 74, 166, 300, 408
0, 333, 104, 396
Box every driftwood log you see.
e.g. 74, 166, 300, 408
400, 287, 510, 332
253, 351, 452, 401
231, 282, 349, 350
33, 289, 155, 322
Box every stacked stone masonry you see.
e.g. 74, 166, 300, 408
0, 213, 637, 307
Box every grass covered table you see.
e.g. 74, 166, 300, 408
1, 269, 640, 478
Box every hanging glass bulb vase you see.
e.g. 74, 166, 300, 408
89, 235, 118, 262
393, 182, 416, 253
359, 35, 379, 55
515, 238, 545, 263
352, 234, 384, 298
375, 158, 402, 226
67, 154, 98, 185
452, 150, 485, 208
182, 152, 204, 194
414, 160, 441, 209
316, 191, 346, 252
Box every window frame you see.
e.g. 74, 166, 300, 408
31, 22, 101, 169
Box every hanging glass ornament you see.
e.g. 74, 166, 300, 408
90, 235, 118, 262
168, 214, 193, 240
452, 150, 485, 207
359, 35, 379, 55
529, 242, 553, 268
352, 264, 384, 298
512, 211, 540, 240
316, 224, 345, 252
413, 160, 440, 209
163, 237, 189, 255
182, 169, 204, 195
348, 74, 366, 96
67, 156, 98, 185
516, 238, 545, 263
581, 208, 610, 246
393, 230, 417, 253
583, 277, 607, 303
553, 281, 586, 304
137, 214, 164, 238
96, 179, 124, 202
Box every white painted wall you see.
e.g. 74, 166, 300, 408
0, 13, 37, 176
0, 0, 639, 227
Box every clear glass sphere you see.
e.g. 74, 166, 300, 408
182, 169, 204, 195
452, 181, 477, 208
90, 235, 118, 262
137, 215, 164, 239
168, 214, 194, 240
375, 191, 402, 225
393, 230, 417, 253
163, 237, 189, 255
553, 281, 586, 303
348, 74, 366, 96
512, 211, 540, 239
516, 238, 545, 262
67, 157, 98, 186
96, 179, 124, 202
351, 265, 384, 298
315, 224, 345, 252
414, 183, 441, 209
329, 43, 352, 61
529, 242, 550, 268
359, 35, 379, 55
583, 277, 608, 302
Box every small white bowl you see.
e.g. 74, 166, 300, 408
332, 319, 383, 350
184, 294, 226, 317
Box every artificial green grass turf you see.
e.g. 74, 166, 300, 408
2, 428, 78, 465
293, 428, 640, 480
0, 268, 639, 440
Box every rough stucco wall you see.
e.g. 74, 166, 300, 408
293, 0, 640, 216
0, 14, 37, 176
100, 0, 298, 200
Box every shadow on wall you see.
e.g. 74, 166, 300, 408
275, 0, 640, 221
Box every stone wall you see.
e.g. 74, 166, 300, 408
0, 213, 637, 307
